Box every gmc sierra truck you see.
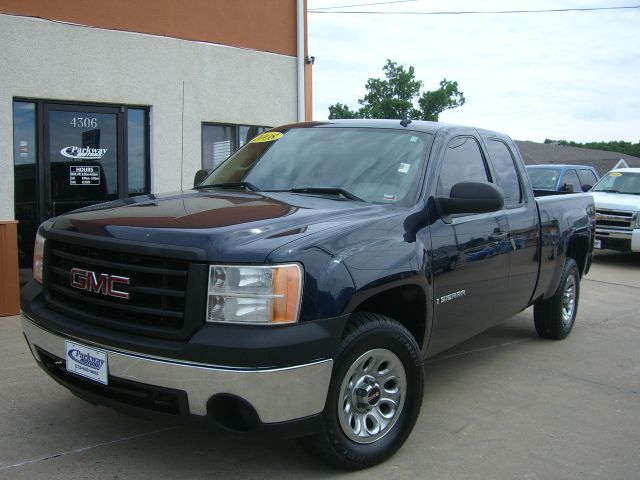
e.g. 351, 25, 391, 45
21, 120, 595, 470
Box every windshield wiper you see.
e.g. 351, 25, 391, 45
596, 189, 621, 193
268, 187, 365, 202
196, 182, 261, 192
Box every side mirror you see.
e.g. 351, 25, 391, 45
438, 182, 504, 216
193, 169, 212, 187
560, 183, 574, 193
581, 184, 592, 192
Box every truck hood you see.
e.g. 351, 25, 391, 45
49, 190, 388, 262
590, 192, 640, 211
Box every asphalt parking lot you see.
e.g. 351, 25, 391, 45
1, 250, 638, 479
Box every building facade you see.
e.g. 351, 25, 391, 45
0, 0, 311, 268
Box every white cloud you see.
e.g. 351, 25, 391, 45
308, 0, 640, 142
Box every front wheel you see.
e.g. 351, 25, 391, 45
534, 258, 580, 339
298, 312, 424, 470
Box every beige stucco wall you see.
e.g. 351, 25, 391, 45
0, 14, 297, 220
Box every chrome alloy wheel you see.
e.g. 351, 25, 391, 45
338, 348, 406, 444
562, 275, 577, 327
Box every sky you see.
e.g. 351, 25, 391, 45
307, 0, 640, 143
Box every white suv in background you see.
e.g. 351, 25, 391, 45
590, 168, 640, 253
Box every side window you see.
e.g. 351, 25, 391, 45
562, 170, 580, 192
437, 136, 489, 197
486, 139, 523, 207
577, 169, 598, 190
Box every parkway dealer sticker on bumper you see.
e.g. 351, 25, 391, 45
65, 340, 108, 385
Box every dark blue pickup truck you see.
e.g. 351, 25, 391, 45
21, 120, 595, 469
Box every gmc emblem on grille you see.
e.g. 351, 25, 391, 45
69, 268, 130, 300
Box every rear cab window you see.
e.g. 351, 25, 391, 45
562, 169, 580, 193
527, 167, 561, 190
485, 139, 523, 208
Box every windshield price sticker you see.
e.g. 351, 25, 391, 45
250, 132, 283, 143
65, 340, 108, 385
70, 166, 101, 186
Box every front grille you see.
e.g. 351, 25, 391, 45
44, 240, 202, 339
595, 209, 635, 231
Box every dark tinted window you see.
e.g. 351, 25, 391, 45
127, 109, 149, 195
577, 169, 598, 189
437, 136, 489, 197
13, 101, 37, 204
562, 170, 580, 192
13, 101, 38, 269
48, 109, 117, 199
486, 140, 522, 207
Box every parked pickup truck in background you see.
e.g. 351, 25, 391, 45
21, 120, 595, 470
526, 164, 599, 196
589, 168, 640, 252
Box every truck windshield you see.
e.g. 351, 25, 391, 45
526, 167, 561, 189
198, 127, 433, 205
591, 171, 640, 195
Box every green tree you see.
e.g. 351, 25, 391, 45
328, 59, 465, 121
544, 139, 640, 158
328, 102, 361, 119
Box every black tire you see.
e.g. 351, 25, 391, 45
534, 258, 580, 339
298, 312, 424, 470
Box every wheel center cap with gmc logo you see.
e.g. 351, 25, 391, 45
354, 378, 381, 412
367, 386, 381, 406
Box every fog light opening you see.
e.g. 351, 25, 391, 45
207, 394, 259, 432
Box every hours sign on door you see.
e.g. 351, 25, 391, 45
69, 165, 101, 185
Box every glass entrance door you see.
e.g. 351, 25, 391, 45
44, 105, 121, 218
13, 100, 150, 271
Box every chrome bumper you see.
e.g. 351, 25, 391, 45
595, 228, 640, 251
22, 315, 333, 423
595, 227, 632, 240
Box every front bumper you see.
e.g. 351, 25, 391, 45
22, 314, 333, 424
595, 228, 640, 252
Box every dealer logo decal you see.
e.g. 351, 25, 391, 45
60, 146, 108, 159
67, 349, 105, 370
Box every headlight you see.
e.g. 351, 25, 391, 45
33, 232, 45, 284
636, 212, 640, 228
206, 264, 302, 325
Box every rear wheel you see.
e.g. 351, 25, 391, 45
534, 258, 580, 339
298, 312, 424, 470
